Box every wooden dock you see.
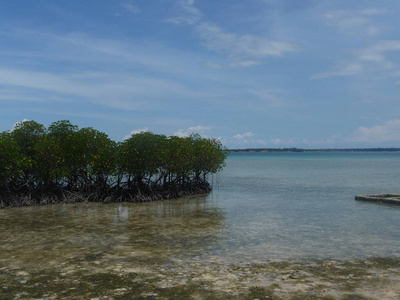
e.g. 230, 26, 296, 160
355, 194, 400, 205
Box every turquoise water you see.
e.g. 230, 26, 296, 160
205, 152, 400, 262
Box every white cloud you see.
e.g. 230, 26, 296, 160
0, 90, 45, 102
271, 138, 295, 146
174, 129, 187, 137
169, 1, 298, 67
0, 69, 146, 111
348, 120, 400, 143
204, 62, 224, 69
226, 133, 266, 148
174, 125, 211, 137
0, 69, 80, 95
121, 2, 141, 14
130, 127, 149, 135
197, 22, 297, 66
234, 132, 255, 139
323, 8, 389, 37
11, 119, 29, 131
6, 28, 224, 81
312, 63, 363, 79
25, 107, 134, 124
124, 127, 149, 140
230, 60, 259, 68
314, 9, 400, 80
249, 89, 286, 107
358, 40, 400, 70
312, 40, 400, 80
166, 0, 202, 25
0, 68, 204, 111
187, 125, 211, 133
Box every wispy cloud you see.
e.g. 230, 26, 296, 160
121, 2, 141, 14
323, 8, 389, 37
25, 107, 135, 124
166, 0, 202, 25
271, 138, 295, 146
188, 125, 211, 132
249, 89, 287, 107
0, 69, 89, 96
168, 0, 298, 67
197, 22, 297, 66
0, 90, 45, 102
174, 125, 212, 137
313, 40, 400, 80
3, 28, 213, 79
347, 120, 400, 143
358, 40, 400, 69
313, 8, 400, 80
312, 62, 364, 79
270, 134, 343, 148
234, 132, 255, 139
226, 132, 266, 148
0, 68, 204, 111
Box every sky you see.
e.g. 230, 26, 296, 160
1, 0, 400, 149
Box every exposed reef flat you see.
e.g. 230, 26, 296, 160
1, 255, 400, 299
355, 194, 400, 205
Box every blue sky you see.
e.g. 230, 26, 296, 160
1, 0, 400, 148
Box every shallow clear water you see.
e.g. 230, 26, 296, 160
1, 152, 400, 267
209, 152, 400, 262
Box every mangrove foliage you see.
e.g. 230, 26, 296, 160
0, 120, 227, 208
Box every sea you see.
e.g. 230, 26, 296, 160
209, 151, 400, 262
1, 151, 400, 265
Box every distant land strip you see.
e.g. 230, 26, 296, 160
228, 148, 400, 153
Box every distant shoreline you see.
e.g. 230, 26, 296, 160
228, 147, 400, 153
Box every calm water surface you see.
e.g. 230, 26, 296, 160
211, 152, 400, 261
1, 152, 400, 267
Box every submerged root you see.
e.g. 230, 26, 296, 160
0, 183, 211, 209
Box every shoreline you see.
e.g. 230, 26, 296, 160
0, 186, 212, 209
229, 147, 400, 153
